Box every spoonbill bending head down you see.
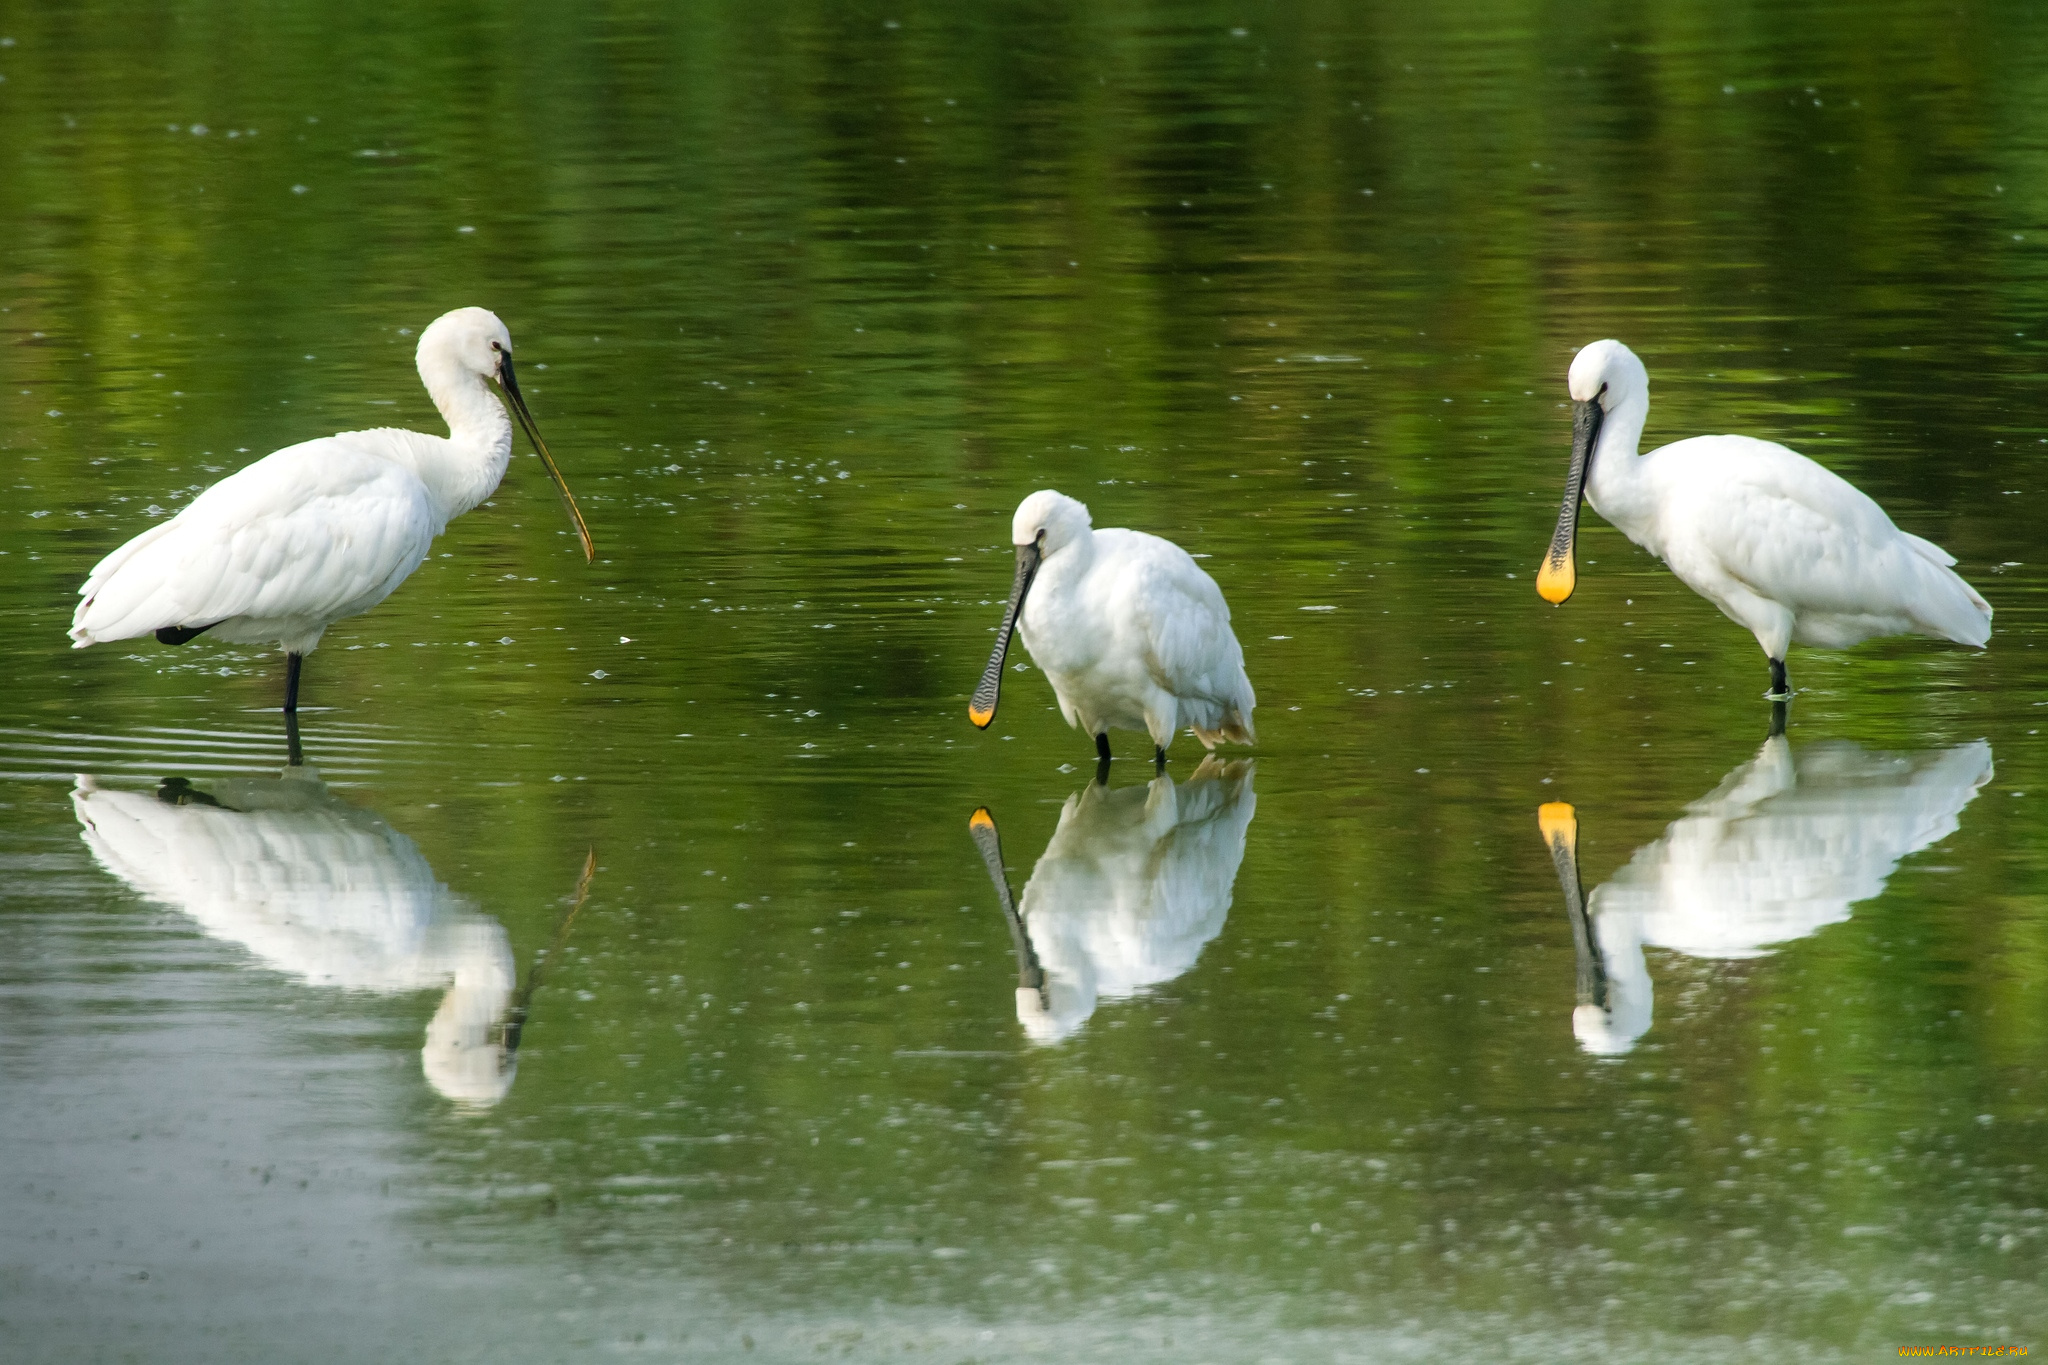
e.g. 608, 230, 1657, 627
1537, 339, 1990, 698
970, 490, 1255, 766
967, 756, 1256, 1046
1537, 734, 1991, 1055
69, 307, 594, 713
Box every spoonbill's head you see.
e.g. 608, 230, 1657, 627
1016, 980, 1089, 1046
1566, 337, 1648, 408
421, 980, 518, 1107
1539, 340, 1648, 604
1010, 488, 1093, 558
421, 1029, 515, 1106
418, 918, 520, 1107
418, 305, 516, 379
418, 306, 595, 563
969, 490, 1091, 729
1572, 1002, 1637, 1056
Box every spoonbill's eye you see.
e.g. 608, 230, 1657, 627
490, 341, 503, 352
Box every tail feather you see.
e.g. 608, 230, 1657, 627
1915, 557, 1992, 649
71, 516, 185, 648
1191, 705, 1255, 749
1901, 531, 1957, 569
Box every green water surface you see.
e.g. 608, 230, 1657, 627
3, 2, 2046, 1361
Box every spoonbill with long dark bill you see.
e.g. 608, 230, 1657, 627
1537, 339, 1989, 698
69, 307, 594, 714
970, 490, 1255, 769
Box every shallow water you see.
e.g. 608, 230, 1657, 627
3, 2, 2047, 1360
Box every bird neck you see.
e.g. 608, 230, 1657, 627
1584, 388, 1652, 524
1036, 529, 1097, 593
1575, 901, 1653, 1054
415, 354, 513, 521
1692, 736, 1796, 814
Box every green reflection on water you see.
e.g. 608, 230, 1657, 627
3, 0, 2047, 1359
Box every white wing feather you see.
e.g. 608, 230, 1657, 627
1648, 437, 1990, 647
71, 438, 436, 647
1118, 533, 1257, 741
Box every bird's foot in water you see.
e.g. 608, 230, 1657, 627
1764, 658, 1792, 701
1153, 745, 1167, 774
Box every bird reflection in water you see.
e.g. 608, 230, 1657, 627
969, 756, 1256, 1044
71, 756, 595, 1106
1539, 718, 1992, 1055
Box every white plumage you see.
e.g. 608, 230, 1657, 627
1539, 340, 1990, 696
72, 765, 520, 1105
1542, 737, 1992, 1056
69, 306, 592, 712
974, 757, 1255, 1045
971, 490, 1254, 761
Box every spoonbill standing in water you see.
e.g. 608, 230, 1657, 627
967, 756, 1256, 1045
69, 307, 594, 713
970, 490, 1255, 767
74, 760, 598, 1106
1537, 734, 1991, 1054
1537, 339, 1990, 698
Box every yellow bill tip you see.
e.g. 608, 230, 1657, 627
969, 808, 995, 832
1537, 801, 1578, 844
1536, 557, 1576, 604
968, 704, 995, 729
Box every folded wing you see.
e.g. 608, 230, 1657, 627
1126, 538, 1257, 743
71, 440, 437, 648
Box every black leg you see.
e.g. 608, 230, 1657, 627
1767, 657, 1790, 700
283, 652, 303, 714
1095, 732, 1111, 763
1768, 699, 1788, 740
1154, 745, 1167, 773
285, 710, 304, 767
1093, 754, 1111, 787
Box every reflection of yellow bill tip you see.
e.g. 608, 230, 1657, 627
968, 704, 995, 728
1537, 801, 1577, 843
1536, 557, 1576, 604
969, 808, 995, 832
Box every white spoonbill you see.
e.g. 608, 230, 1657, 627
970, 490, 1255, 765
967, 756, 1255, 1045
69, 306, 594, 713
73, 761, 598, 1105
1537, 339, 1990, 697
1538, 735, 1991, 1055
73, 764, 523, 1104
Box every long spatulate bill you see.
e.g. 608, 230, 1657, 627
1537, 396, 1602, 604
969, 541, 1041, 728
499, 351, 596, 562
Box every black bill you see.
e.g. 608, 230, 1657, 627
968, 807, 1046, 1002
502, 848, 599, 1059
1538, 803, 1606, 1012
1537, 395, 1602, 604
969, 539, 1041, 729
498, 350, 595, 562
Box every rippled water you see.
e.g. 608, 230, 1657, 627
4, 3, 2047, 1361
